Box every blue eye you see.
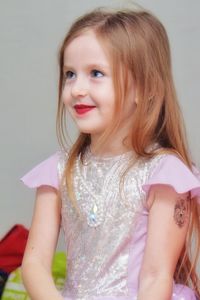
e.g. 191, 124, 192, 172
64, 71, 75, 80
91, 70, 104, 78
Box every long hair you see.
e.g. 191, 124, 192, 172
56, 7, 200, 296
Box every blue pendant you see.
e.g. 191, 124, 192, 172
88, 204, 98, 225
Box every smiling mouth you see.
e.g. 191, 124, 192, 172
74, 104, 96, 115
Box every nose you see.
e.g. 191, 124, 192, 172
71, 75, 88, 98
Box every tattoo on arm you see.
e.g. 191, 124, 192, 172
174, 195, 189, 228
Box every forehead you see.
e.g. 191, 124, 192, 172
63, 30, 111, 66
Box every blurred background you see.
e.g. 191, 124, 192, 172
0, 0, 200, 252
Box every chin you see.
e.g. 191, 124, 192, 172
78, 127, 103, 135
79, 129, 98, 134
75, 121, 107, 135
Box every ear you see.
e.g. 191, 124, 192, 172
135, 90, 139, 105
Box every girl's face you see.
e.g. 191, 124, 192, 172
62, 30, 136, 140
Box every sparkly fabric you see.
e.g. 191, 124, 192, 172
58, 150, 152, 299
20, 149, 200, 300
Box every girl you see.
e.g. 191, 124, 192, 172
21, 6, 200, 300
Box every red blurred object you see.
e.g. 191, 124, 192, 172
0, 225, 29, 273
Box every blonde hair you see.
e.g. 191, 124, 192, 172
56, 7, 200, 296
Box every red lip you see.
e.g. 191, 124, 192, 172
74, 104, 96, 115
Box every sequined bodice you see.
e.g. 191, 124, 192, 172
58, 150, 164, 300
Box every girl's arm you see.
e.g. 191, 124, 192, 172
138, 185, 190, 300
21, 185, 64, 300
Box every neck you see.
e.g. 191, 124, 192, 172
90, 134, 132, 157
89, 116, 135, 157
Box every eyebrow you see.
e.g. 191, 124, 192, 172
63, 63, 110, 72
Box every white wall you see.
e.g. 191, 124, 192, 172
0, 0, 200, 251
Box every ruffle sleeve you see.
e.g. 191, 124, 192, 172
20, 151, 60, 190
142, 154, 200, 203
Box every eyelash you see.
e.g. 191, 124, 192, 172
64, 71, 75, 80
64, 69, 104, 80
91, 70, 104, 78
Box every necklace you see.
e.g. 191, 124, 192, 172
74, 150, 133, 227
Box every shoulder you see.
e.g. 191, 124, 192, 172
20, 149, 69, 190
142, 152, 200, 201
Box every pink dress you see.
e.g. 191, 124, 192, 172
21, 149, 200, 300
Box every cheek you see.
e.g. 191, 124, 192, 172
98, 87, 115, 108
61, 88, 71, 107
